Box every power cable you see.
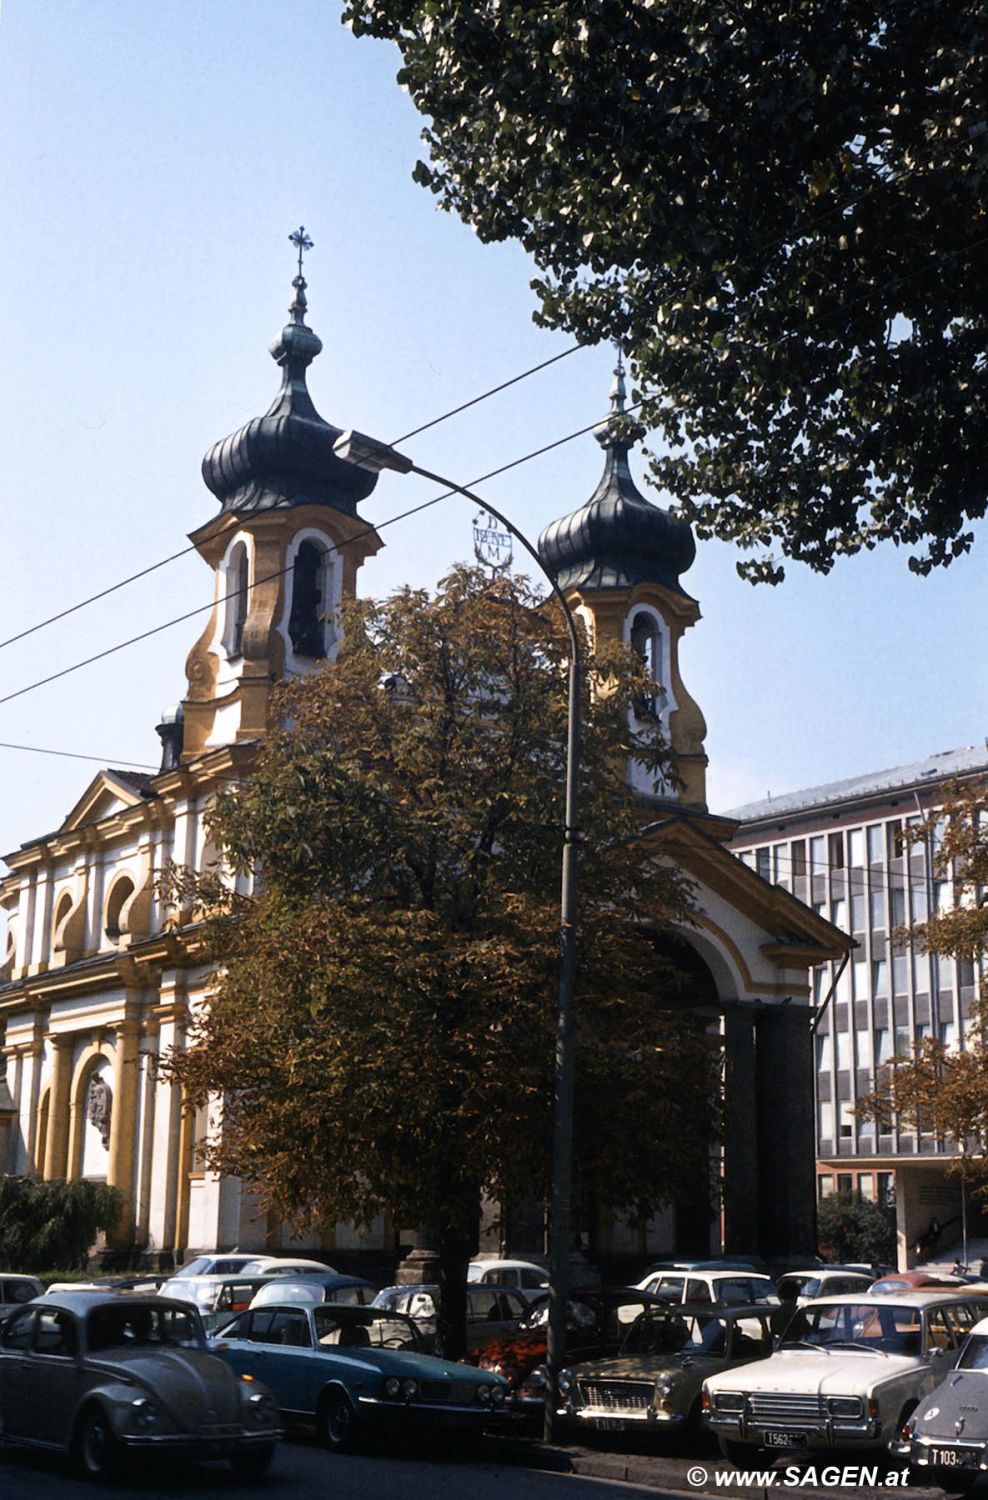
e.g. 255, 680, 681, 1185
0, 740, 157, 771
3, 131, 973, 659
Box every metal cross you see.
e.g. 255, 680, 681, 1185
289, 226, 314, 278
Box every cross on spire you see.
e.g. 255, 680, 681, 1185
289, 225, 314, 279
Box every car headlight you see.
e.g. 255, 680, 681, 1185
827, 1396, 864, 1419
401, 1379, 418, 1399
558, 1368, 574, 1393
384, 1377, 402, 1398
713, 1392, 745, 1413
655, 1376, 674, 1399
129, 1398, 161, 1432
526, 1365, 549, 1390
490, 1386, 506, 1407
245, 1391, 278, 1427
477, 1385, 493, 1404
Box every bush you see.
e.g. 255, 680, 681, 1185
0, 1177, 123, 1271
817, 1191, 896, 1266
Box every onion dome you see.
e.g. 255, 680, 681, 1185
201, 273, 378, 516
538, 358, 695, 593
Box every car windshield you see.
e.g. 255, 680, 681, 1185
957, 1335, 988, 1371
313, 1306, 424, 1350
622, 1311, 731, 1357
173, 1257, 214, 1277
87, 1302, 204, 1351
782, 1302, 923, 1354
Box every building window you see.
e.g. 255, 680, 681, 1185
870, 889, 886, 929
848, 829, 865, 868
831, 897, 847, 930
629, 611, 664, 718
892, 953, 909, 995
867, 825, 883, 864
872, 958, 889, 998
289, 541, 326, 658
858, 1173, 875, 1200
755, 847, 770, 880
877, 1172, 895, 1205
810, 835, 825, 874
792, 840, 807, 878
226, 541, 249, 657
887, 819, 905, 860
829, 832, 845, 870
891, 884, 906, 928
818, 1174, 834, 1199
837, 1173, 853, 1194
875, 1028, 892, 1064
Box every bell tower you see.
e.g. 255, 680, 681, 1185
538, 359, 708, 808
180, 233, 383, 758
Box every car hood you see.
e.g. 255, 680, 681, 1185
321, 1348, 505, 1384
708, 1348, 921, 1394
914, 1372, 988, 1439
85, 1347, 242, 1427
575, 1353, 720, 1381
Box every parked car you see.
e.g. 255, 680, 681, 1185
211, 1300, 509, 1450
477, 1288, 668, 1410
0, 1291, 281, 1480
161, 1254, 336, 1320
870, 1271, 968, 1294
776, 1268, 877, 1306
372, 1283, 529, 1354
636, 1267, 780, 1307
0, 1274, 44, 1324
894, 1311, 988, 1489
702, 1289, 988, 1462
468, 1258, 549, 1303
248, 1275, 376, 1310
560, 1303, 776, 1438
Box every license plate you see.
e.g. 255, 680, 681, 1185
591, 1418, 626, 1431
929, 1448, 980, 1469
764, 1431, 809, 1449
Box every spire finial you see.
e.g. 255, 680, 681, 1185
610, 344, 627, 415
289, 225, 314, 279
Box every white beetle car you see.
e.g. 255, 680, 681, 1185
703, 1290, 988, 1462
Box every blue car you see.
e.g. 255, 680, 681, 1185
211, 1301, 510, 1450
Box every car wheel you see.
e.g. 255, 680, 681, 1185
75, 1406, 121, 1481
318, 1388, 358, 1452
718, 1435, 755, 1465
229, 1443, 276, 1480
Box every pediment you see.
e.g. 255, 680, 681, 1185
59, 771, 151, 834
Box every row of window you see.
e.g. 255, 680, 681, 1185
225, 538, 332, 661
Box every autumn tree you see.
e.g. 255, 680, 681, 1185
856, 778, 988, 1267
344, 0, 988, 582
166, 567, 720, 1357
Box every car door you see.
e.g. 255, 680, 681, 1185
0, 1306, 37, 1436
256, 1309, 318, 1416
18, 1306, 81, 1445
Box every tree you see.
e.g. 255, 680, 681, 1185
343, 0, 988, 583
816, 1191, 896, 1267
0, 1178, 122, 1271
856, 778, 988, 1267
166, 567, 721, 1357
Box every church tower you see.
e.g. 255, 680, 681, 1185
538, 360, 708, 808
180, 237, 382, 758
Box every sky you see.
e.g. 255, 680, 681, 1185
0, 0, 985, 866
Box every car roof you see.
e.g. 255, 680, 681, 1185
804, 1290, 988, 1307
32, 1291, 199, 1315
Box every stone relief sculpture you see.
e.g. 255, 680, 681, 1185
87, 1074, 113, 1150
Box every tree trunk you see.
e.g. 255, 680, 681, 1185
431, 1192, 480, 1361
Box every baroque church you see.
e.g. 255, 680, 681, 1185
0, 262, 849, 1269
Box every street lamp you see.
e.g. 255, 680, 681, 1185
335, 430, 579, 1441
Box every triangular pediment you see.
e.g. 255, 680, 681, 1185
640, 810, 852, 963
59, 770, 152, 834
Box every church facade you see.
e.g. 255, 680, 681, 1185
0, 267, 849, 1268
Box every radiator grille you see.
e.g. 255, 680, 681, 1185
418, 1379, 477, 1405
578, 1380, 653, 1413
749, 1392, 826, 1424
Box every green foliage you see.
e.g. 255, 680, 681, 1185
817, 1191, 896, 1266
0, 1177, 123, 1271
166, 567, 720, 1264
344, 0, 988, 582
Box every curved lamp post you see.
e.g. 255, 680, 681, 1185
335, 430, 579, 1441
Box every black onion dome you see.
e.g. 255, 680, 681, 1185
201, 276, 378, 516
538, 361, 695, 594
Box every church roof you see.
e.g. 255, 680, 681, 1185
200, 266, 378, 517
538, 359, 696, 595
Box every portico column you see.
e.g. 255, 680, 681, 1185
722, 1007, 759, 1254
755, 1003, 816, 1258
106, 1018, 142, 1247
42, 1035, 74, 1179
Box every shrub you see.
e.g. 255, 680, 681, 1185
0, 1177, 123, 1270
817, 1191, 896, 1266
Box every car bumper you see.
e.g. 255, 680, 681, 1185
705, 1414, 883, 1452
567, 1406, 684, 1431
357, 1397, 510, 1431
893, 1437, 988, 1474
119, 1426, 281, 1455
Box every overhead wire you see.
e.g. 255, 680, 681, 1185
3, 128, 976, 661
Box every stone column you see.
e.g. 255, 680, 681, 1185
146, 986, 189, 1260
106, 1017, 142, 1247
722, 1007, 760, 1254
42, 1035, 74, 1179
755, 1003, 817, 1259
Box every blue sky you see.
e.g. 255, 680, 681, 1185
0, 0, 985, 860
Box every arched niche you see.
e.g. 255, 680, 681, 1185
52, 887, 86, 962
222, 539, 251, 659
104, 875, 135, 943
103, 869, 152, 947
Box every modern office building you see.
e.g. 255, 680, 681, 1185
728, 745, 988, 1265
